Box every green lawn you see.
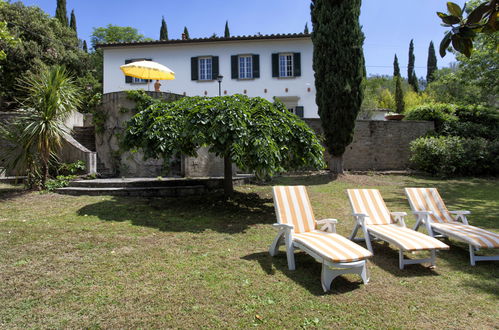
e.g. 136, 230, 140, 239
1, 174, 498, 328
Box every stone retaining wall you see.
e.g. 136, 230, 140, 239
304, 119, 434, 171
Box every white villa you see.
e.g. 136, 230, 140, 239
99, 33, 317, 118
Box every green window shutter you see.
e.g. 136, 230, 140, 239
125, 59, 132, 83
252, 54, 260, 78
293, 53, 301, 77
295, 106, 304, 118
272, 53, 279, 77
231, 55, 238, 79
191, 57, 198, 80
211, 56, 219, 80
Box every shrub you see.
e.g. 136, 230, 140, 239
405, 103, 458, 131
410, 136, 497, 177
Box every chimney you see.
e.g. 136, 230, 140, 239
181, 33, 187, 40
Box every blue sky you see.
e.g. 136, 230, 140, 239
19, 0, 464, 77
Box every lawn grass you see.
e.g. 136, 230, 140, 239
0, 174, 498, 328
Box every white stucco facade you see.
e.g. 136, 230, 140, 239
101, 35, 319, 118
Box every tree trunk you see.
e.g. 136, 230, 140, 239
329, 155, 344, 174
223, 156, 234, 196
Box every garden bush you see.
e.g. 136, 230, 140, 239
410, 136, 498, 177
405, 103, 458, 131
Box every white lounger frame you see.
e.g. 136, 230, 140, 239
269, 221, 369, 292
413, 210, 499, 266
350, 212, 436, 270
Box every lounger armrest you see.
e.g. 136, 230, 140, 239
316, 218, 338, 233
412, 211, 433, 215
352, 213, 368, 225
272, 223, 294, 230
449, 210, 470, 224
391, 212, 407, 227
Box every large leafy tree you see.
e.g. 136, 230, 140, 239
426, 41, 438, 83
90, 24, 146, 48
0, 0, 17, 62
55, 0, 68, 27
159, 16, 168, 41
122, 93, 325, 195
0, 2, 87, 109
0, 66, 81, 188
311, 0, 364, 173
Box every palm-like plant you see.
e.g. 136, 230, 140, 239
0, 66, 81, 188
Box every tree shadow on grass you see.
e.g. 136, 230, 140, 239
264, 172, 338, 187
77, 191, 275, 234
243, 251, 365, 296
0, 185, 29, 201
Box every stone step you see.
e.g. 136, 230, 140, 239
68, 177, 246, 189
55, 185, 206, 197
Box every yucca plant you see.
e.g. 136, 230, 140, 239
0, 66, 81, 188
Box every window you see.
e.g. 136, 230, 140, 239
231, 54, 259, 79
279, 54, 294, 77
199, 57, 213, 80
239, 55, 253, 79
131, 77, 148, 84
272, 53, 301, 78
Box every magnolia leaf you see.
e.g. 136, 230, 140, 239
467, 2, 491, 25
447, 2, 462, 18
442, 15, 461, 25
451, 34, 466, 55
440, 32, 452, 57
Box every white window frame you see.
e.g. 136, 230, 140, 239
199, 57, 213, 81
238, 55, 253, 79
131, 77, 148, 84
279, 53, 294, 78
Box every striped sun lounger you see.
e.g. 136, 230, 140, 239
405, 188, 499, 266
347, 189, 449, 269
269, 186, 372, 292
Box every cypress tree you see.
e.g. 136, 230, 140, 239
311, 0, 364, 174
304, 22, 309, 34
393, 54, 400, 77
395, 76, 405, 113
426, 41, 437, 83
55, 0, 68, 26
160, 16, 168, 40
82, 40, 88, 53
408, 39, 419, 92
69, 9, 77, 35
224, 20, 230, 38
183, 26, 190, 39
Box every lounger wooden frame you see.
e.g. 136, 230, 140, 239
405, 187, 499, 266
269, 186, 371, 292
347, 189, 449, 269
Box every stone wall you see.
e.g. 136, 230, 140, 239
304, 119, 434, 171
96, 91, 227, 177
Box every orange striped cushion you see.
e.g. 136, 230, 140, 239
294, 230, 373, 263
432, 222, 499, 249
273, 186, 316, 233
367, 224, 449, 251
347, 189, 392, 225
405, 188, 454, 223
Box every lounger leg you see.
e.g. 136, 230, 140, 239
321, 263, 334, 292
269, 231, 284, 257
362, 227, 374, 253
469, 245, 476, 266
413, 217, 422, 231
284, 233, 295, 271
430, 250, 436, 267
349, 224, 360, 240
399, 250, 405, 270
361, 262, 369, 284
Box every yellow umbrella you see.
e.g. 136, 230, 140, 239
120, 60, 175, 81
